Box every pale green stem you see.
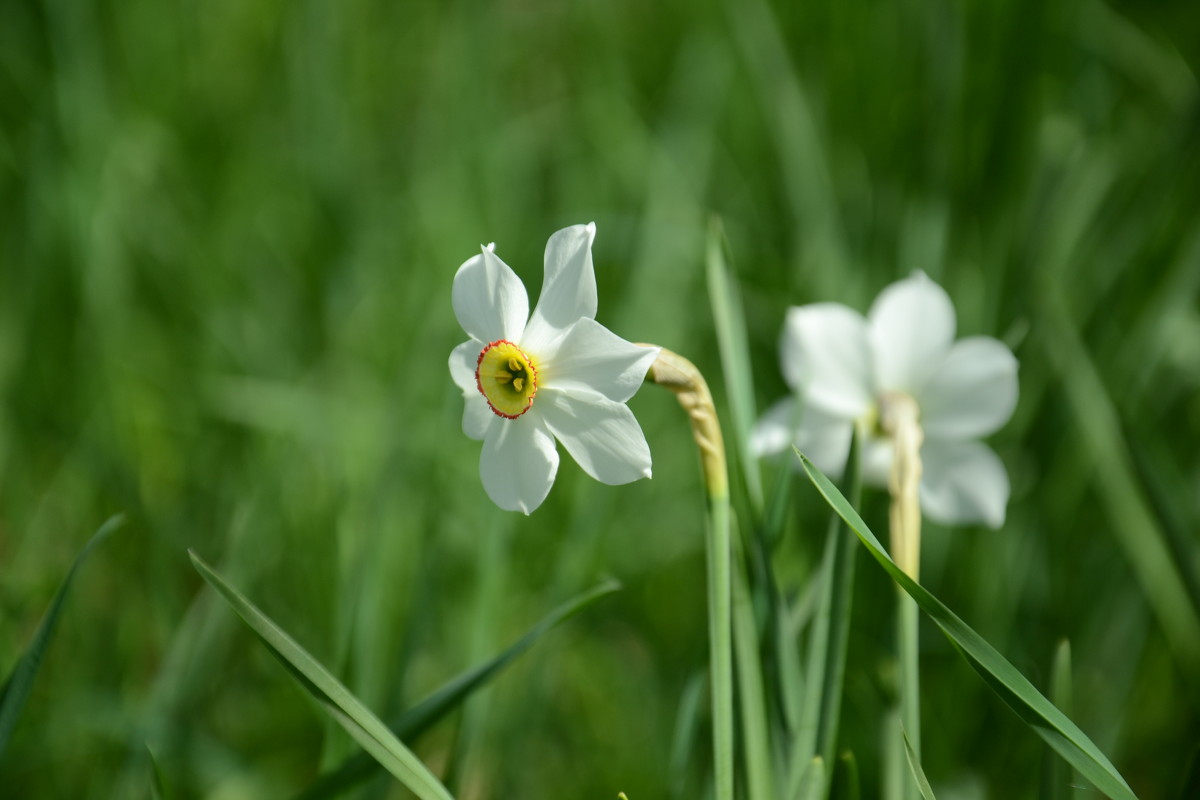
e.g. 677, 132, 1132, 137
882, 392, 923, 799
645, 347, 733, 800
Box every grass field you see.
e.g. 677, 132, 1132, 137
2, 0, 1199, 798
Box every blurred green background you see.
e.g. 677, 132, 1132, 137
2, 0, 1199, 797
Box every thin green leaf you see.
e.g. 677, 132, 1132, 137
706, 215, 764, 515
707, 489, 735, 800
732, 526, 777, 800
1041, 640, 1075, 800
789, 432, 860, 798
189, 550, 454, 800
795, 450, 1140, 800
831, 751, 860, 800
668, 673, 706, 800
0, 514, 123, 755
297, 578, 621, 799
147, 745, 170, 800
902, 729, 936, 800
793, 756, 825, 800
1041, 291, 1200, 671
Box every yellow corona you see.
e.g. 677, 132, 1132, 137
475, 340, 538, 418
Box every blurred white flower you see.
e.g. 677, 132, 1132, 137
449, 223, 659, 514
753, 272, 1018, 528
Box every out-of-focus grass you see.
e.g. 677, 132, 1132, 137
0, 0, 1197, 798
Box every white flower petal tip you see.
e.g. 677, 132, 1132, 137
450, 224, 654, 513
868, 271, 957, 393
756, 272, 1018, 528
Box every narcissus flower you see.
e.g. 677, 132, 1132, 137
449, 223, 659, 514
753, 272, 1018, 528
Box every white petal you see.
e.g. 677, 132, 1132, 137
860, 436, 894, 488
452, 245, 529, 344
449, 340, 482, 394
793, 404, 856, 479
779, 303, 874, 418
919, 439, 1010, 528
450, 340, 494, 440
538, 387, 652, 485
750, 397, 799, 457
540, 319, 658, 403
479, 414, 559, 514
462, 395, 494, 441
868, 271, 956, 393
521, 223, 598, 353
754, 396, 856, 479
918, 337, 1019, 440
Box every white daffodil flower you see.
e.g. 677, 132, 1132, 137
753, 272, 1018, 528
449, 223, 659, 514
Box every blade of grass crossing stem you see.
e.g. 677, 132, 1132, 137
902, 729, 936, 800
1041, 640, 1076, 800
706, 215, 763, 515
0, 514, 123, 755
189, 550, 454, 800
795, 451, 1140, 800
789, 433, 860, 797
816, 433, 860, 766
732, 525, 777, 800
793, 756, 826, 800
295, 578, 621, 800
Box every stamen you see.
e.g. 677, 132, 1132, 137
475, 339, 539, 419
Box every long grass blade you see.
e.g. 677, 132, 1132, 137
902, 729, 936, 800
789, 432, 860, 796
0, 514, 123, 755
296, 578, 621, 799
831, 750, 860, 800
1041, 640, 1075, 800
1041, 291, 1200, 672
189, 550, 454, 800
793, 756, 826, 800
796, 451, 1140, 800
732, 526, 777, 800
706, 215, 763, 515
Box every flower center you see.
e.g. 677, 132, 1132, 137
475, 340, 538, 419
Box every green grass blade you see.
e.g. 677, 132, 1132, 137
147, 745, 171, 800
707, 490, 735, 800
732, 527, 777, 800
296, 578, 621, 799
189, 550, 454, 800
1042, 640, 1075, 800
831, 751, 860, 800
0, 514, 123, 755
1041, 291, 1200, 671
902, 729, 936, 800
790, 432, 860, 796
706, 215, 763, 515
793, 756, 826, 800
795, 451, 1140, 800
669, 673, 706, 800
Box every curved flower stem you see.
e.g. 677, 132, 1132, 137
644, 346, 733, 800
882, 392, 923, 798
